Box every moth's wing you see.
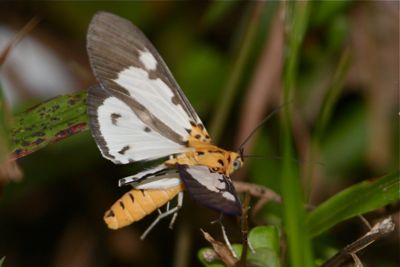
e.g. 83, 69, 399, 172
177, 165, 241, 216
87, 12, 210, 150
87, 85, 191, 163
118, 163, 182, 189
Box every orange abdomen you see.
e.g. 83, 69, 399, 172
104, 184, 184, 229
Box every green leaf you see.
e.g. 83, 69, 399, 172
249, 226, 280, 253
0, 256, 5, 267
307, 172, 400, 237
198, 226, 281, 267
246, 226, 281, 267
10, 91, 88, 160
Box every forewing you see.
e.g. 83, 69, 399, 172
87, 85, 191, 164
177, 165, 241, 216
87, 12, 209, 145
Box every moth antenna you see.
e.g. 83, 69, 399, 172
270, 156, 326, 167
245, 154, 326, 167
238, 101, 292, 153
242, 154, 266, 159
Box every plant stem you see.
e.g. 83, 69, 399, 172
281, 1, 314, 266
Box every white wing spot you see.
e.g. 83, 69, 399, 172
222, 192, 236, 201
139, 50, 157, 71
96, 96, 187, 163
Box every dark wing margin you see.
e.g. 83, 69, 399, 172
87, 84, 116, 161
86, 11, 202, 125
177, 165, 242, 216
87, 84, 190, 164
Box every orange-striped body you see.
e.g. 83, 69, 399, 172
104, 124, 242, 230
105, 183, 184, 229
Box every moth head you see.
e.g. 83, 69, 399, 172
228, 151, 243, 174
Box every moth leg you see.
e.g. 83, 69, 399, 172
248, 239, 255, 254
211, 214, 237, 258
169, 191, 183, 229
140, 192, 184, 240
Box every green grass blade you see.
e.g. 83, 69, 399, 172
281, 1, 314, 266
305, 49, 352, 198
209, 2, 265, 142
313, 48, 351, 141
0, 79, 13, 162
10, 91, 88, 159
201, 1, 239, 28
307, 172, 400, 237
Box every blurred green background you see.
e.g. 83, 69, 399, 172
0, 1, 398, 267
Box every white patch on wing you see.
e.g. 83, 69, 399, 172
113, 66, 192, 138
185, 166, 236, 201
139, 50, 157, 71
135, 177, 182, 189
222, 191, 236, 201
118, 164, 182, 189
97, 96, 188, 163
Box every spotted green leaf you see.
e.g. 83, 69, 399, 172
10, 91, 88, 159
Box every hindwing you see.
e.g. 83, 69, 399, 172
177, 165, 241, 216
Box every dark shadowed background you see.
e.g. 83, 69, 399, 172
0, 1, 398, 267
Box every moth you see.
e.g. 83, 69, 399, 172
86, 12, 243, 238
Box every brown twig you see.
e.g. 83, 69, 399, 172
233, 180, 282, 219
200, 229, 238, 267
321, 217, 395, 267
233, 181, 282, 203
238, 193, 251, 267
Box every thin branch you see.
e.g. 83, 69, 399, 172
233, 181, 282, 203
233, 180, 282, 219
321, 217, 395, 267
0, 16, 40, 65
238, 193, 251, 267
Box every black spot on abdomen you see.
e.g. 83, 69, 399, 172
129, 193, 134, 202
